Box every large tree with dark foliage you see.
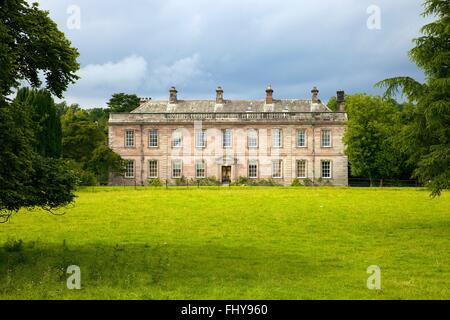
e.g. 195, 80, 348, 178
0, 0, 79, 101
0, 0, 79, 222
14, 88, 62, 158
0, 99, 77, 223
376, 0, 449, 196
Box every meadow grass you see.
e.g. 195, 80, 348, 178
0, 186, 448, 300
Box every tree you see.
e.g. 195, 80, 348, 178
61, 109, 105, 164
0, 1, 79, 222
14, 88, 62, 158
376, 0, 449, 196
88, 144, 125, 185
0, 0, 79, 101
0, 100, 77, 223
343, 94, 410, 186
87, 107, 110, 135
60, 107, 124, 185
107, 93, 141, 113
326, 96, 338, 112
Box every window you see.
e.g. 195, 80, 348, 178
321, 160, 331, 178
248, 129, 258, 148
172, 160, 182, 178
149, 129, 158, 147
321, 129, 331, 147
125, 160, 135, 178
195, 130, 206, 148
196, 160, 206, 178
125, 130, 135, 147
148, 160, 158, 178
172, 130, 182, 148
272, 160, 282, 178
248, 160, 258, 178
296, 160, 307, 178
223, 129, 232, 148
297, 129, 307, 147
272, 129, 282, 148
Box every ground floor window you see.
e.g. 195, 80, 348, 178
196, 160, 206, 178
248, 160, 258, 178
149, 160, 158, 178
321, 160, 331, 178
125, 160, 135, 178
296, 160, 307, 178
272, 160, 282, 178
172, 160, 182, 178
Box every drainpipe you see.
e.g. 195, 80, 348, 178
140, 124, 144, 186
312, 125, 316, 183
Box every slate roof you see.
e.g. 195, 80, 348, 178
131, 99, 331, 113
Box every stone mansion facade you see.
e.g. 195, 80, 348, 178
108, 86, 348, 186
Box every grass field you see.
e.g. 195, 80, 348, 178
0, 186, 449, 300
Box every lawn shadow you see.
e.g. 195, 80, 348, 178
0, 239, 317, 299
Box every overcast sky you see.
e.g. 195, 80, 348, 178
35, 0, 429, 108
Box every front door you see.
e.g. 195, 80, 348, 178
221, 166, 232, 184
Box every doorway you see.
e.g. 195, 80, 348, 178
221, 166, 232, 184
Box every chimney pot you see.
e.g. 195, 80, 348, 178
265, 84, 274, 104
216, 86, 224, 104
169, 86, 178, 103
336, 90, 345, 112
311, 86, 319, 103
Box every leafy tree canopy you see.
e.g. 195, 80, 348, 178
343, 94, 411, 185
107, 93, 141, 113
376, 0, 449, 196
0, 0, 80, 100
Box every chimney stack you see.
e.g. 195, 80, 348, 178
265, 84, 274, 104
311, 86, 319, 103
336, 90, 345, 112
216, 86, 224, 104
169, 86, 178, 103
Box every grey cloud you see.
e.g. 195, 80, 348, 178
37, 0, 428, 107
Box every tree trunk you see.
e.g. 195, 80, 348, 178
379, 178, 384, 187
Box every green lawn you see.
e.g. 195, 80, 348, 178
0, 187, 449, 300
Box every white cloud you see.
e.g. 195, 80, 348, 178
77, 55, 147, 90
147, 54, 211, 91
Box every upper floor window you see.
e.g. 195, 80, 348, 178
195, 129, 206, 148
172, 159, 182, 178
321, 129, 331, 147
196, 160, 206, 178
223, 129, 232, 148
296, 160, 307, 178
272, 129, 282, 148
272, 160, 283, 178
125, 130, 135, 147
149, 129, 158, 148
248, 129, 258, 148
321, 160, 331, 178
248, 160, 258, 178
125, 160, 135, 178
148, 160, 158, 178
172, 130, 182, 148
297, 129, 307, 148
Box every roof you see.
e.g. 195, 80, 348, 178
131, 99, 331, 113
